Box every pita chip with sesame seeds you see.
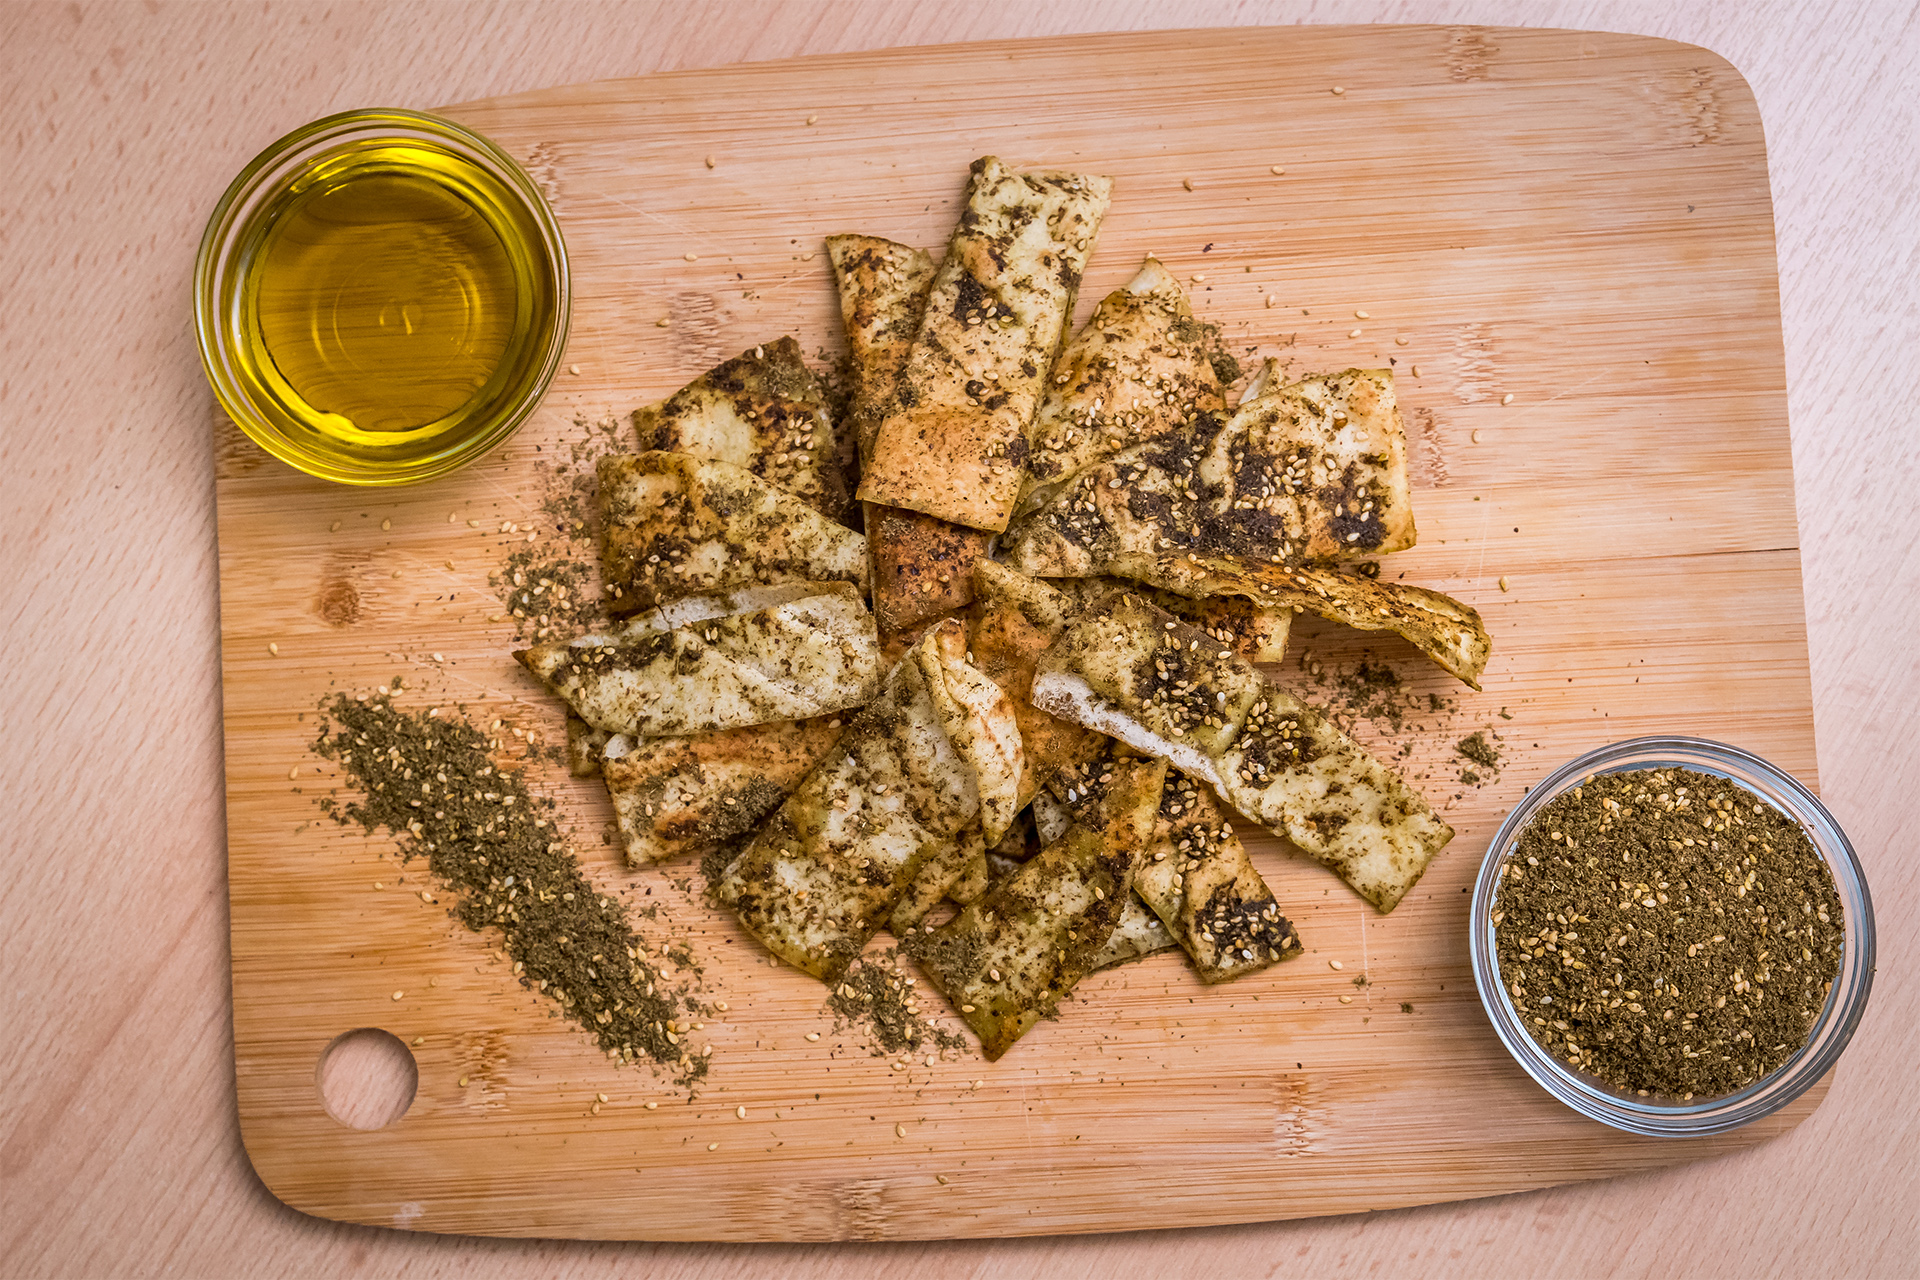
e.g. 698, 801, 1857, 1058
1030, 591, 1452, 913
857, 156, 1112, 533
999, 368, 1416, 578
514, 582, 881, 737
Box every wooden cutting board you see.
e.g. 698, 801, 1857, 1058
218, 26, 1819, 1241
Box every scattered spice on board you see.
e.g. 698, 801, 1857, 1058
1455, 730, 1503, 785
488, 413, 624, 644
826, 950, 968, 1057
313, 692, 711, 1086
1493, 767, 1842, 1099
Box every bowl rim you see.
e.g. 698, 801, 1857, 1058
193, 107, 570, 487
1469, 735, 1876, 1136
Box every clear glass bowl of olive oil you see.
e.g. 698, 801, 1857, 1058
196, 109, 568, 486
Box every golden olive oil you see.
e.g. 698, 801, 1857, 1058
229, 138, 560, 474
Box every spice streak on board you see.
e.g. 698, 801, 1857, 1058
313, 693, 712, 1086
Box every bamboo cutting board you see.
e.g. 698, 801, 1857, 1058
218, 26, 1821, 1241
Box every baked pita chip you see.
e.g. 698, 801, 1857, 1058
717, 620, 1021, 981
858, 156, 1113, 532
1137, 772, 1302, 982
868, 505, 994, 636
1016, 257, 1231, 518
600, 452, 868, 618
601, 716, 845, 866
1001, 368, 1415, 576
1091, 894, 1179, 970
826, 235, 938, 468
564, 712, 611, 778
967, 560, 1100, 806
888, 822, 986, 935
906, 752, 1165, 1059
827, 234, 993, 635
1109, 553, 1489, 688
1030, 592, 1452, 913
1050, 575, 1290, 665
516, 582, 881, 736
632, 336, 851, 520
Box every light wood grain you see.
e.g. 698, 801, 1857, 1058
210, 25, 1827, 1241
4, 0, 1916, 1275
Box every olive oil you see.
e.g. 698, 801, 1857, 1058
199, 112, 567, 484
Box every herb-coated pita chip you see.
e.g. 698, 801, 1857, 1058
1137, 772, 1302, 982
826, 235, 938, 468
1016, 257, 1231, 519
717, 620, 1020, 981
1108, 552, 1489, 688
858, 157, 1112, 532
600, 452, 868, 618
967, 560, 1099, 806
516, 582, 881, 737
889, 822, 987, 935
1030, 591, 1452, 913
601, 716, 845, 866
1049, 575, 1290, 665
906, 751, 1165, 1059
632, 336, 851, 520
1001, 368, 1415, 576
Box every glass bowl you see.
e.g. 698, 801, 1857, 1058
194, 108, 569, 486
1469, 736, 1875, 1136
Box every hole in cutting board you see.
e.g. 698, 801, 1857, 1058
317, 1028, 418, 1130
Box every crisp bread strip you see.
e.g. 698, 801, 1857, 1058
1030, 591, 1453, 913
631, 336, 852, 520
858, 156, 1112, 533
599, 451, 868, 618
1001, 368, 1416, 576
1015, 257, 1231, 519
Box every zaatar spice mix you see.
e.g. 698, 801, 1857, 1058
315, 693, 711, 1085
1492, 767, 1842, 1100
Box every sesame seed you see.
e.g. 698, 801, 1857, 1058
704, 154, 715, 168
1354, 309, 1369, 319
1331, 85, 1346, 95
937, 1174, 949, 1185
1339, 995, 1354, 1004
329, 520, 342, 532
459, 1076, 469, 1087
1502, 392, 1515, 405
684, 252, 698, 262
1349, 328, 1363, 338
656, 318, 670, 327
391, 990, 404, 1001
1471, 429, 1483, 443
1410, 364, 1421, 377
736, 1105, 747, 1119
1265, 295, 1277, 308
1190, 273, 1207, 283
1394, 336, 1409, 346
1499, 576, 1510, 592
1270, 164, 1285, 175
568, 364, 580, 375
707, 1142, 719, 1152
971, 1080, 983, 1090
1182, 178, 1194, 190
806, 114, 817, 124
894, 1123, 906, 1138
1330, 960, 1344, 970
645, 1101, 658, 1110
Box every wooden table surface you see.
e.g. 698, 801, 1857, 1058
3, 1, 1914, 1275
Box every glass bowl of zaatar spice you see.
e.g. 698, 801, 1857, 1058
1470, 736, 1875, 1136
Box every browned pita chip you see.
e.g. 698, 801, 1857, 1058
858, 157, 1112, 532
1110, 553, 1489, 688
967, 560, 1098, 807
632, 336, 851, 520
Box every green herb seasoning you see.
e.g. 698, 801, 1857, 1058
827, 951, 968, 1057
315, 693, 709, 1085
1493, 767, 1842, 1100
